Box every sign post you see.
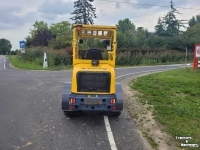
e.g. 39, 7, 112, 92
19, 40, 26, 62
193, 44, 200, 70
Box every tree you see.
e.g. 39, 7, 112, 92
50, 21, 72, 37
155, 0, 186, 37
136, 28, 150, 49
49, 21, 72, 49
197, 15, 200, 23
49, 32, 72, 49
183, 23, 200, 50
30, 21, 48, 39
0, 38, 12, 55
32, 28, 54, 47
70, 0, 97, 24
188, 14, 200, 27
116, 18, 136, 48
117, 18, 135, 33
25, 36, 33, 48
155, 18, 167, 36
25, 21, 55, 47
188, 16, 197, 27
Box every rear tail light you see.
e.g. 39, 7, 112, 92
110, 98, 116, 104
70, 98, 76, 104
69, 106, 73, 110
112, 106, 116, 110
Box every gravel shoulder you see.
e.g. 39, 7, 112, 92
121, 73, 179, 150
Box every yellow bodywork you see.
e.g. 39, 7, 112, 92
71, 24, 117, 94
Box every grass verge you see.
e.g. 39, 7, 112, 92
6, 55, 71, 70
6, 55, 47, 70
130, 68, 200, 149
8, 55, 187, 71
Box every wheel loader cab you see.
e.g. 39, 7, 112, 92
62, 24, 123, 117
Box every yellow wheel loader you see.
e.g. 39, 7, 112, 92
62, 24, 123, 117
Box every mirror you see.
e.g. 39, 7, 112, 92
107, 46, 111, 51
102, 40, 110, 45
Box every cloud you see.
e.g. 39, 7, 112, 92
0, 6, 24, 29
38, 0, 74, 20
0, 3, 41, 30
116, 2, 120, 9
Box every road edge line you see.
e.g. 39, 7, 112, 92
115, 68, 179, 79
4, 60, 6, 69
104, 116, 118, 150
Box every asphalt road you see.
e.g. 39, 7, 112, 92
0, 55, 185, 150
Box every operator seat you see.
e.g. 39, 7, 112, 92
85, 49, 103, 60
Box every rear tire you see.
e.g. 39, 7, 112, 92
63, 111, 83, 117
112, 112, 121, 117
106, 111, 121, 117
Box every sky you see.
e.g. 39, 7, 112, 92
0, 0, 200, 50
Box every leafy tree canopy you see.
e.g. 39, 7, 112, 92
116, 18, 135, 33
0, 38, 12, 55
188, 14, 200, 27
50, 21, 72, 36
30, 21, 48, 39
116, 18, 136, 48
32, 28, 53, 47
185, 23, 200, 38
49, 21, 72, 49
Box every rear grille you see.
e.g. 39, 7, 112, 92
77, 72, 111, 92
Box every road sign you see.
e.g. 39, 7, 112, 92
193, 44, 200, 70
19, 41, 26, 49
196, 46, 200, 57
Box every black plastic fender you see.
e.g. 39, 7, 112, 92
115, 82, 123, 111
62, 82, 71, 111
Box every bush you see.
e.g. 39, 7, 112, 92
17, 47, 193, 68
115, 50, 193, 66
11, 51, 16, 55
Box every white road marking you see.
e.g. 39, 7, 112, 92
104, 116, 118, 150
116, 67, 178, 79
4, 60, 6, 69
115, 64, 183, 69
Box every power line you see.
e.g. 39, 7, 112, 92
98, 0, 200, 10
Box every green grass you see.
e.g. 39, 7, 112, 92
8, 54, 186, 70
130, 68, 200, 149
6, 55, 71, 70
6, 55, 47, 70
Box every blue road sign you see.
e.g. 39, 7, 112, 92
19, 41, 26, 49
